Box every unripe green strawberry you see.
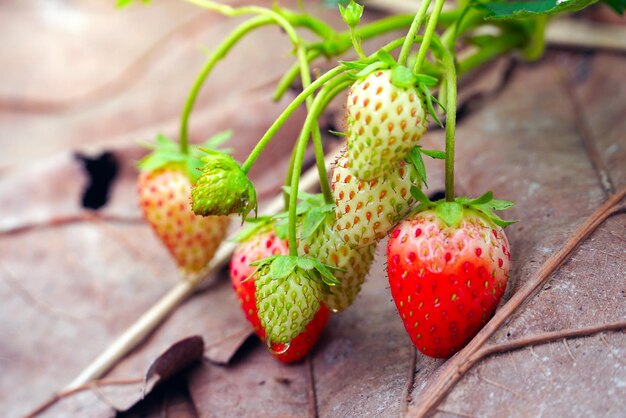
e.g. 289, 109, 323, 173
346, 69, 428, 181
191, 150, 257, 219
387, 207, 511, 358
299, 215, 375, 312
230, 227, 330, 363
332, 146, 419, 248
253, 255, 338, 344
138, 165, 229, 277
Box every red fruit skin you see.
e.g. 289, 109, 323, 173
387, 209, 510, 358
230, 229, 330, 363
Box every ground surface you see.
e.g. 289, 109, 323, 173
0, 1, 624, 417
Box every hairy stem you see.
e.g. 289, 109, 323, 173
397, 0, 432, 66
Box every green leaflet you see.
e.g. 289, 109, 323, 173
477, 0, 599, 20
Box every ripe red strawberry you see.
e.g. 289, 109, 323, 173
299, 215, 375, 312
138, 165, 229, 277
230, 226, 330, 363
346, 69, 428, 181
332, 146, 419, 248
387, 207, 510, 358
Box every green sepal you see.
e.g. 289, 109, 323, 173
338, 0, 364, 27
415, 74, 439, 87
191, 150, 257, 218
436, 201, 464, 227
376, 49, 397, 68
410, 190, 516, 229
419, 84, 444, 128
407, 146, 447, 189
249, 255, 341, 287
408, 147, 428, 188
354, 61, 388, 78
410, 186, 432, 206
476, 0, 598, 20
137, 131, 232, 183
328, 129, 347, 137
280, 187, 334, 240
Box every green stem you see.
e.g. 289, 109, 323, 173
523, 15, 547, 61
277, 8, 336, 39
350, 29, 367, 60
241, 67, 346, 174
295, 46, 333, 205
457, 32, 525, 75
413, 0, 446, 74
397, 0, 432, 66
179, 16, 272, 154
287, 84, 334, 256
431, 38, 457, 202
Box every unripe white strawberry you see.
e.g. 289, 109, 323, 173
332, 147, 419, 248
346, 69, 428, 181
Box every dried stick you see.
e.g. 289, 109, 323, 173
64, 150, 338, 392
410, 185, 626, 417
24, 377, 143, 418
475, 321, 626, 360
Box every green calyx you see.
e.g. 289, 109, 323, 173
277, 188, 334, 241
410, 187, 516, 228
191, 150, 257, 218
338, 0, 364, 28
248, 255, 341, 288
138, 131, 232, 183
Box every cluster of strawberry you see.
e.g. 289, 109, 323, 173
136, 65, 513, 363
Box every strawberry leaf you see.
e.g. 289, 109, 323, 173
477, 0, 599, 20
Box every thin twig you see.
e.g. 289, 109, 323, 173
306, 354, 319, 418
24, 377, 143, 418
475, 321, 626, 360
409, 185, 626, 417
400, 345, 417, 417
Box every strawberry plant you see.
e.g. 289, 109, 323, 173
125, 0, 624, 360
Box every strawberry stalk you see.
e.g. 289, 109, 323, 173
413, 0, 447, 74
240, 66, 346, 174
287, 82, 335, 256
179, 15, 273, 154
438, 39, 458, 202
397, 0, 432, 66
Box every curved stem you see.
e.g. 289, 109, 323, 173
287, 85, 334, 256
397, 0, 432, 66
241, 67, 346, 174
350, 29, 367, 60
457, 32, 525, 75
413, 0, 446, 74
179, 16, 272, 154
